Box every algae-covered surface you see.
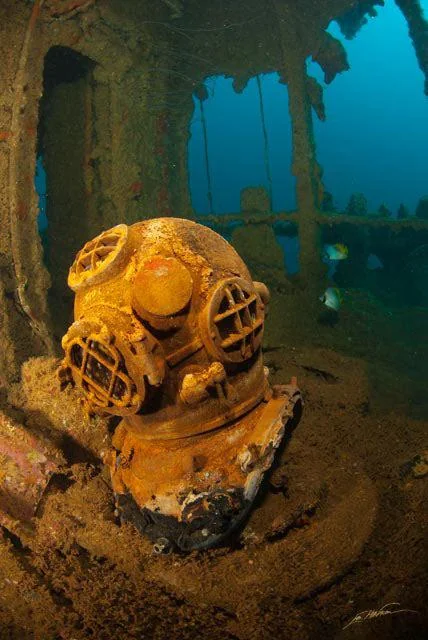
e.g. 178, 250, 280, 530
0, 301, 427, 638
0, 0, 427, 638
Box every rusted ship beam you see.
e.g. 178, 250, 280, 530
0, 412, 65, 538
195, 210, 428, 230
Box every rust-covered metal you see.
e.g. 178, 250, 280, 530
0, 411, 64, 534
60, 218, 268, 433
108, 379, 301, 550
61, 218, 302, 550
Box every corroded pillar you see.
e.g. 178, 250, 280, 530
272, 0, 325, 297
286, 55, 325, 295
167, 100, 196, 218
0, 1, 54, 383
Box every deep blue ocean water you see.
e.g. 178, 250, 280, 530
188, 0, 428, 216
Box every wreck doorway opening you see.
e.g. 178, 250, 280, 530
37, 46, 96, 342
35, 155, 48, 251
187, 73, 296, 218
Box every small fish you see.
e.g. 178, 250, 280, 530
323, 243, 349, 261
320, 287, 342, 311
366, 253, 384, 270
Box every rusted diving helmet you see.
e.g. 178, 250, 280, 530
60, 218, 301, 551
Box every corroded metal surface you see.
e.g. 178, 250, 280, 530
61, 218, 302, 549
108, 380, 301, 550
60, 218, 268, 437
0, 411, 64, 532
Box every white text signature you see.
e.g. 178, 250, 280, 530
343, 602, 418, 630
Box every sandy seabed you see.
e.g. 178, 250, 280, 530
0, 297, 427, 639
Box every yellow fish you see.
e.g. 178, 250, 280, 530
323, 243, 349, 261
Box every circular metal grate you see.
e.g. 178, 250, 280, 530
68, 224, 128, 291
67, 334, 142, 415
202, 278, 264, 363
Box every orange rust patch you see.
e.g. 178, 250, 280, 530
130, 181, 143, 194
133, 256, 193, 317
16, 201, 28, 220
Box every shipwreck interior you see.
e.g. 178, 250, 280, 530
0, 1, 427, 639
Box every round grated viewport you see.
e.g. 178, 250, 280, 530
202, 277, 265, 364
67, 335, 142, 415
68, 224, 129, 291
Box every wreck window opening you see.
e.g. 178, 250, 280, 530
309, 0, 428, 217
274, 222, 300, 275
188, 73, 295, 217
37, 45, 96, 340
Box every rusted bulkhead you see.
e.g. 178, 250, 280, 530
0, 411, 64, 536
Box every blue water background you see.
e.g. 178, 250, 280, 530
188, 0, 428, 216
